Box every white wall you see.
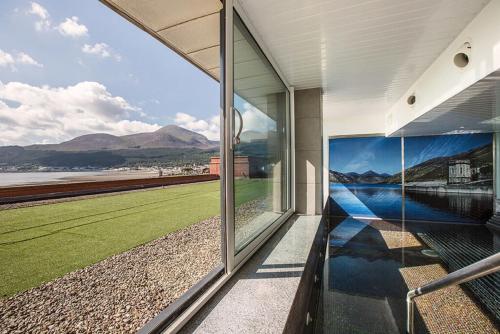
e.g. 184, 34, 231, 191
323, 99, 386, 137
386, 0, 500, 135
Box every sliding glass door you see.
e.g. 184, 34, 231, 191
232, 13, 290, 253
222, 5, 292, 269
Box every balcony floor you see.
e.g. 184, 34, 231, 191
180, 215, 321, 334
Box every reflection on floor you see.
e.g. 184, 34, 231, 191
315, 217, 499, 334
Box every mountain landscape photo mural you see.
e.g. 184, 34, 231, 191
328, 134, 493, 224
329, 134, 493, 186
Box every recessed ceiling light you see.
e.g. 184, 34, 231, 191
453, 42, 471, 68
407, 94, 416, 106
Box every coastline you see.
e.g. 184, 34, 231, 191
0, 170, 161, 188
405, 184, 493, 195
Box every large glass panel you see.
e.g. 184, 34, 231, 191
232, 13, 290, 253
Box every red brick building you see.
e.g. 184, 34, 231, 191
210, 156, 251, 177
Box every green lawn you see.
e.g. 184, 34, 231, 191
0, 180, 267, 297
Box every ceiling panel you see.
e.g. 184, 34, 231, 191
189, 46, 220, 70
158, 13, 219, 54
103, 0, 222, 80
238, 0, 491, 115
112, 0, 220, 31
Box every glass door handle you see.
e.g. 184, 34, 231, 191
233, 107, 243, 145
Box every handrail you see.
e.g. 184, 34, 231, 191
406, 252, 500, 334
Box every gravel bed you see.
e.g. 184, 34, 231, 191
234, 197, 277, 243
235, 198, 268, 229
0, 217, 221, 334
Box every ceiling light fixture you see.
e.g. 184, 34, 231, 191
407, 94, 416, 106
454, 42, 471, 68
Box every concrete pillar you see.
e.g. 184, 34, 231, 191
294, 88, 323, 215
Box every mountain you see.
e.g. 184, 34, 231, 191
357, 170, 392, 183
28, 134, 130, 152
0, 125, 220, 169
394, 143, 492, 183
26, 125, 219, 152
329, 169, 398, 184
329, 170, 356, 183
122, 125, 218, 150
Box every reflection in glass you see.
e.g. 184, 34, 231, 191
233, 13, 290, 252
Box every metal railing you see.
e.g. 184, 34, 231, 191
406, 252, 500, 334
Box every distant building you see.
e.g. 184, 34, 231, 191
209, 156, 267, 178
209, 157, 221, 176
448, 159, 471, 184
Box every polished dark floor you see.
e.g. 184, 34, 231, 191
314, 215, 499, 334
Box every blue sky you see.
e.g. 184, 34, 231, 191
329, 137, 402, 175
404, 133, 492, 168
0, 0, 220, 145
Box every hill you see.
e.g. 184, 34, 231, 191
0, 125, 220, 169
386, 143, 492, 183
329, 170, 400, 184
26, 125, 219, 151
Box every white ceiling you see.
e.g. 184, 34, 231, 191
237, 0, 491, 115
392, 71, 500, 137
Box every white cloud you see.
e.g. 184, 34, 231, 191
57, 16, 88, 38
174, 112, 219, 140
27, 4, 89, 39
0, 50, 15, 68
173, 104, 276, 141
240, 102, 276, 132
16, 52, 43, 67
0, 81, 160, 146
28, 2, 51, 31
175, 112, 196, 124
82, 43, 121, 61
0, 49, 43, 70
